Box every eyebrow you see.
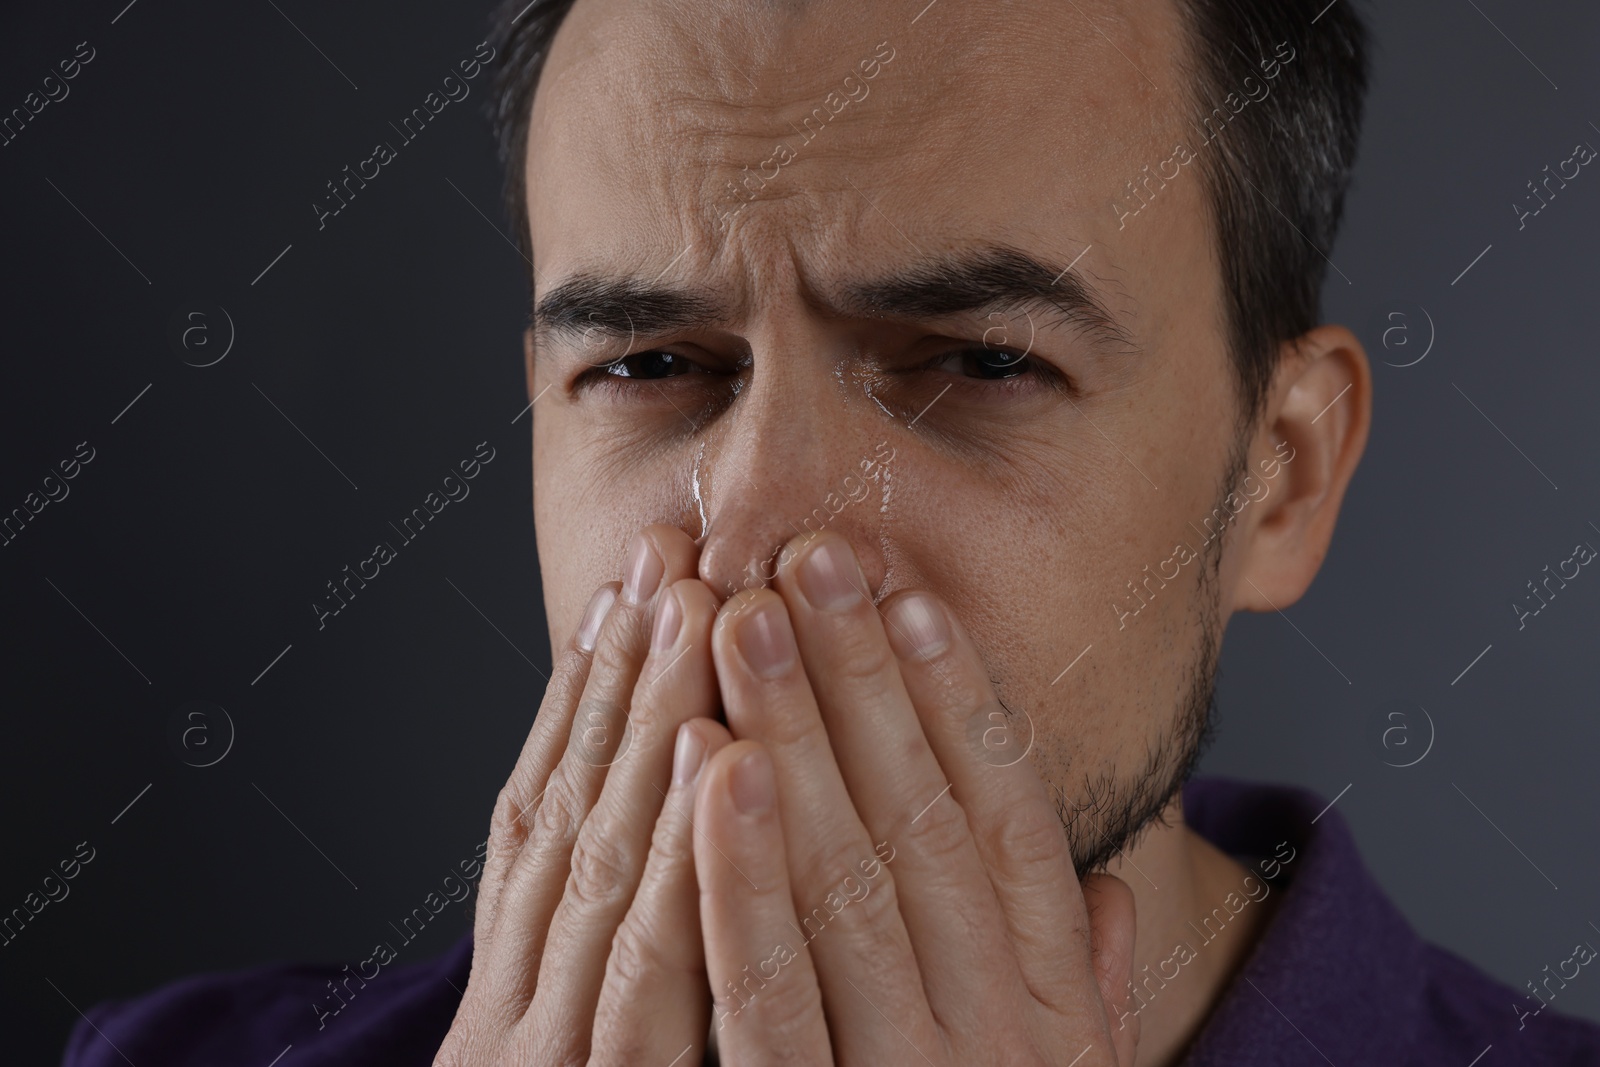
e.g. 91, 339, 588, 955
839, 245, 1135, 353
532, 243, 1135, 354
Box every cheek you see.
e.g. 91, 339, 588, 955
1027, 565, 1214, 809
874, 430, 1218, 782
533, 435, 699, 645
877, 428, 1150, 660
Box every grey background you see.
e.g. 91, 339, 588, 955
1205, 0, 1600, 1035
0, 0, 1595, 1062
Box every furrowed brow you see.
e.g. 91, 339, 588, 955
532, 274, 727, 346
835, 245, 1136, 354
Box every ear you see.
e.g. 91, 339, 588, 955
1229, 324, 1372, 613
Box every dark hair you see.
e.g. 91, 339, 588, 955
483, 0, 1369, 423
483, 0, 575, 266
1171, 0, 1370, 424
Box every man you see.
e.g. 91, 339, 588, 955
60, 0, 1600, 1063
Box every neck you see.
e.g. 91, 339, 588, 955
1102, 795, 1280, 1067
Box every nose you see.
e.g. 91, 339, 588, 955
695, 349, 893, 603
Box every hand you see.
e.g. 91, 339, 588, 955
437, 525, 732, 1066
691, 531, 1140, 1066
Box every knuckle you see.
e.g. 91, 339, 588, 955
899, 789, 972, 867
789, 841, 906, 951
592, 896, 713, 1063
962, 698, 1034, 768
645, 800, 694, 869
750, 695, 829, 751
528, 771, 584, 847
823, 625, 896, 681
836, 864, 904, 935
617, 698, 667, 757
543, 647, 591, 707
604, 920, 656, 990
793, 835, 873, 901
565, 822, 636, 912
588, 606, 646, 678
735, 965, 822, 1039
488, 786, 528, 850
566, 703, 634, 768
935, 681, 995, 737
605, 913, 688, 992
988, 798, 1068, 878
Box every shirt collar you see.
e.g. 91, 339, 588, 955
1177, 776, 1427, 1065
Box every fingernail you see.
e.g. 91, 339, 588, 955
886, 592, 950, 658
652, 587, 683, 651
622, 532, 664, 607
672, 722, 707, 787
576, 585, 617, 652
797, 537, 865, 612
735, 601, 797, 679
729, 748, 774, 815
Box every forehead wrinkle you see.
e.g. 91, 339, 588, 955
550, 0, 820, 138
545, 0, 1184, 173
532, 0, 1189, 351
552, 0, 1113, 169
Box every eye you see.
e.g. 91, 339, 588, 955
943, 346, 1033, 380
599, 350, 698, 380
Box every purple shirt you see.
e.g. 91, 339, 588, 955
61, 777, 1600, 1065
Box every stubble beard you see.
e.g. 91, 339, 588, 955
1042, 437, 1246, 877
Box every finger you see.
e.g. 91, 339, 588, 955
479, 525, 699, 1016
528, 579, 721, 1058
588, 717, 735, 1067
1082, 873, 1140, 1065
773, 533, 1018, 1025
712, 589, 941, 1062
694, 742, 832, 1066
475, 581, 617, 943
883, 589, 1100, 1016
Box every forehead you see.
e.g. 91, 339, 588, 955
526, 0, 1192, 309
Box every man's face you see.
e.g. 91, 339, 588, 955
525, 0, 1250, 864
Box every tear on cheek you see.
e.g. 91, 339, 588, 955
672, 443, 698, 539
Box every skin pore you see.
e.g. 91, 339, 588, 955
518, 0, 1371, 1062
